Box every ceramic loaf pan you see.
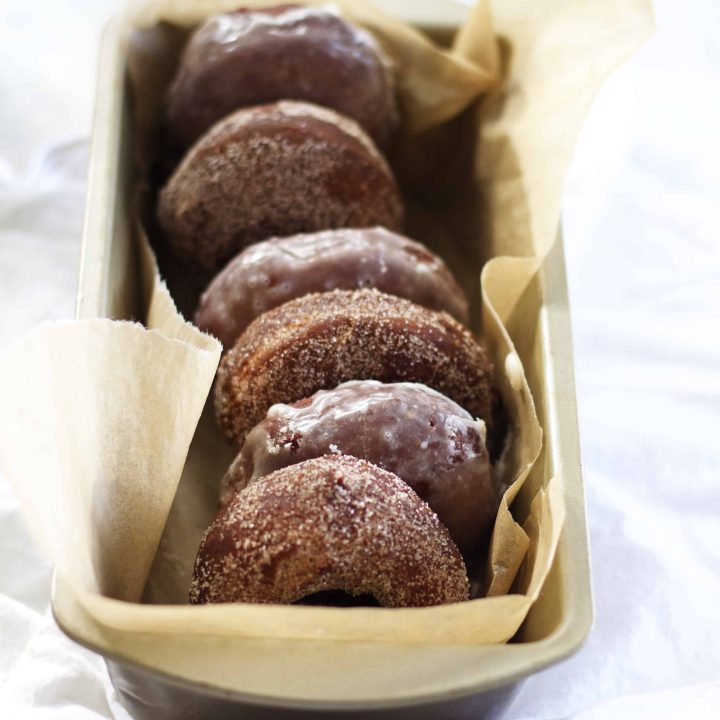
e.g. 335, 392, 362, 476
69, 3, 593, 718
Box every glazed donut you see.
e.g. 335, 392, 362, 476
215, 288, 494, 447
166, 5, 398, 151
222, 380, 498, 556
157, 101, 404, 273
190, 455, 469, 606
195, 227, 469, 349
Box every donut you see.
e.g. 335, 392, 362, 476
222, 380, 498, 556
166, 5, 398, 151
215, 288, 494, 447
195, 227, 469, 349
157, 101, 404, 273
190, 455, 469, 606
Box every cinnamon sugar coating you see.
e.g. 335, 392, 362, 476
166, 5, 398, 150
189, 455, 469, 607
157, 101, 403, 273
194, 227, 469, 349
215, 289, 494, 448
222, 380, 498, 556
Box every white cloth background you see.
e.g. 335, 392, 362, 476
1, 1, 719, 718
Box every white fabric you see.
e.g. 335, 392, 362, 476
1, 0, 719, 717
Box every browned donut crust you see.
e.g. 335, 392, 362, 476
215, 288, 494, 448
166, 5, 398, 151
157, 101, 404, 273
189, 455, 469, 606
194, 227, 470, 349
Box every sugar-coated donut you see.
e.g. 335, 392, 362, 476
215, 289, 494, 447
222, 380, 498, 556
166, 5, 398, 151
190, 455, 469, 606
195, 227, 469, 349
157, 101, 403, 273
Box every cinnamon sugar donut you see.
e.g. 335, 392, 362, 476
222, 380, 498, 556
195, 227, 469, 348
190, 455, 469, 606
166, 5, 398, 151
215, 288, 494, 447
157, 101, 404, 273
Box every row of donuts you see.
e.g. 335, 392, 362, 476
157, 4, 403, 274
153, 6, 501, 607
192, 289, 500, 607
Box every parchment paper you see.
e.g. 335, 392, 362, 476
0, 0, 652, 690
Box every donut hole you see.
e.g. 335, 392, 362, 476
294, 589, 381, 607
